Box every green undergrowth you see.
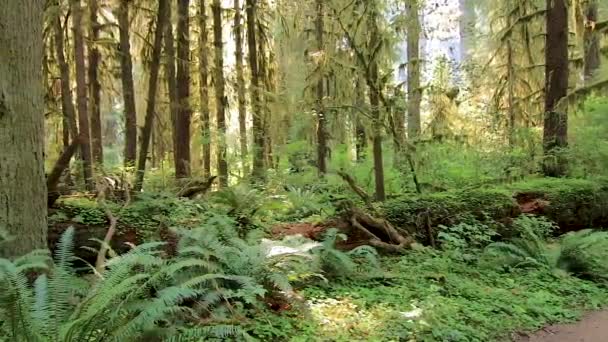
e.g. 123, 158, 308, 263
250, 249, 608, 341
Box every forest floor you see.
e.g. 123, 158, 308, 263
514, 310, 608, 342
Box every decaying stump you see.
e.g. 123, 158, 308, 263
177, 176, 217, 198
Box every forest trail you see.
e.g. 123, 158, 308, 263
514, 310, 608, 342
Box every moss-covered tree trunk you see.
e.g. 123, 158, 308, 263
118, 0, 138, 167
213, 0, 229, 187
135, 0, 169, 192
368, 6, 385, 201
164, 3, 179, 168
246, 0, 266, 181
175, 0, 192, 179
199, 0, 212, 178
315, 0, 328, 175
89, 0, 103, 165
583, 0, 599, 82
234, 0, 249, 176
0, 0, 47, 257
406, 0, 421, 140
542, 0, 568, 177
71, 0, 95, 190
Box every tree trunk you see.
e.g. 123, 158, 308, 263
234, 0, 249, 176
89, 0, 103, 165
199, 0, 211, 178
175, 0, 192, 179
542, 0, 568, 177
406, 0, 421, 140
164, 2, 179, 168
0, 0, 47, 257
213, 0, 229, 187
135, 0, 169, 192
368, 7, 385, 201
246, 0, 265, 181
583, 0, 600, 82
118, 0, 138, 167
71, 0, 95, 190
315, 0, 327, 175
52, 8, 79, 144
354, 76, 367, 162
506, 14, 516, 146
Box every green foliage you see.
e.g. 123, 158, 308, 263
569, 97, 608, 178
314, 229, 380, 279
484, 226, 608, 282
438, 221, 498, 251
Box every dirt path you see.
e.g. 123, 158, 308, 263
514, 310, 608, 342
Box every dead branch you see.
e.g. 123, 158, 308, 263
177, 176, 217, 198
47, 137, 81, 207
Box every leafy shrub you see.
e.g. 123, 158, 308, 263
438, 221, 498, 250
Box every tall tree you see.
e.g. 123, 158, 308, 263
354, 76, 367, 162
246, 0, 266, 180
543, 0, 569, 177
135, 0, 169, 192
407, 0, 421, 140
52, 6, 79, 144
71, 0, 94, 190
0, 0, 47, 257
368, 4, 385, 201
234, 0, 249, 176
315, 0, 328, 174
199, 0, 211, 178
164, 2, 179, 163
175, 0, 192, 178
212, 0, 229, 187
118, 0, 138, 167
583, 0, 600, 81
89, 0, 103, 164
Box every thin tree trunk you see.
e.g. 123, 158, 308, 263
164, 3, 179, 166
583, 0, 600, 82
315, 0, 327, 174
234, 0, 249, 176
175, 0, 192, 178
407, 0, 421, 140
368, 7, 385, 201
199, 0, 211, 178
543, 0, 569, 177
354, 76, 367, 162
506, 14, 516, 146
212, 0, 229, 187
246, 0, 265, 181
118, 0, 138, 167
89, 0, 103, 165
0, 0, 47, 257
135, 0, 169, 192
71, 0, 95, 190
52, 7, 79, 145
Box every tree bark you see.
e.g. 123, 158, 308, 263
234, 0, 249, 176
71, 0, 95, 190
175, 0, 192, 179
0, 0, 47, 257
48, 138, 81, 207
164, 2, 179, 168
246, 0, 266, 181
354, 76, 367, 162
89, 0, 103, 165
213, 0, 229, 187
315, 0, 328, 175
406, 0, 421, 140
118, 0, 138, 167
542, 0, 569, 177
52, 7, 79, 144
368, 6, 385, 201
199, 0, 211, 178
583, 0, 600, 82
135, 0, 169, 192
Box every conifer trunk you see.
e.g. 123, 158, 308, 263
89, 0, 103, 165
135, 0, 169, 192
118, 0, 138, 167
354, 76, 367, 162
407, 0, 421, 140
368, 6, 385, 201
213, 0, 229, 187
71, 0, 94, 190
199, 0, 212, 178
0, 0, 47, 257
542, 0, 568, 177
583, 0, 600, 81
164, 3, 179, 167
246, 0, 266, 180
175, 0, 192, 178
315, 0, 327, 174
234, 0, 249, 176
